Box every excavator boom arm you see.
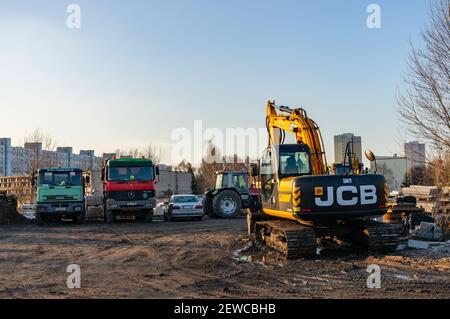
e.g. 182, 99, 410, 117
266, 101, 327, 175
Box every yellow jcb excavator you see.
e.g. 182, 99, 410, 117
247, 101, 400, 258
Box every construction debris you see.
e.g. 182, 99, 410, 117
0, 204, 30, 224
85, 195, 104, 220
408, 239, 449, 251
412, 221, 444, 241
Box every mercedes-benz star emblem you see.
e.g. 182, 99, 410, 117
128, 191, 136, 199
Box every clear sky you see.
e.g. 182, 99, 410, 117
0, 0, 430, 165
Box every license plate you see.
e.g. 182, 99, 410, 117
117, 215, 135, 220
55, 207, 66, 212
127, 202, 137, 206
183, 205, 193, 209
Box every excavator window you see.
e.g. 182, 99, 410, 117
261, 149, 276, 202
280, 151, 311, 176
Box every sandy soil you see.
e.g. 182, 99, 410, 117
0, 218, 448, 299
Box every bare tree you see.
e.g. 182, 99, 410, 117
195, 160, 223, 192
143, 144, 162, 164
377, 163, 395, 188
23, 129, 57, 175
397, 0, 450, 152
195, 142, 250, 192
195, 142, 223, 192
21, 129, 57, 203
114, 144, 162, 164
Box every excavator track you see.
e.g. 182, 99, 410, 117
348, 219, 401, 253
254, 220, 316, 259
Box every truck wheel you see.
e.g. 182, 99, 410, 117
106, 210, 114, 224
36, 213, 45, 226
145, 209, 154, 223
74, 212, 85, 224
212, 190, 242, 219
80, 212, 86, 223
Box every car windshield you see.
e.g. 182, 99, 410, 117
39, 171, 82, 186
280, 151, 311, 175
108, 166, 154, 181
172, 196, 198, 203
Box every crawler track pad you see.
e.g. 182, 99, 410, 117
255, 220, 316, 259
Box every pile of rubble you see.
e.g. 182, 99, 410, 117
0, 204, 30, 225
406, 221, 449, 253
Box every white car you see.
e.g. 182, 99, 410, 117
164, 195, 204, 221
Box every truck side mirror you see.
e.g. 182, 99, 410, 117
101, 168, 105, 181
155, 166, 160, 183
84, 175, 90, 185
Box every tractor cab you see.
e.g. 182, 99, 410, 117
214, 171, 250, 195
203, 170, 260, 219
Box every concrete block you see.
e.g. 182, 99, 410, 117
431, 245, 449, 253
396, 244, 408, 251
418, 222, 436, 232
408, 239, 430, 249
413, 222, 444, 241
413, 229, 434, 240
86, 206, 104, 219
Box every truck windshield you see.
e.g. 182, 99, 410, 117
39, 171, 82, 187
108, 166, 154, 182
279, 151, 311, 176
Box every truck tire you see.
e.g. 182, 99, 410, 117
106, 210, 114, 224
212, 190, 242, 219
74, 212, 85, 224
165, 210, 173, 222
145, 209, 154, 223
36, 213, 45, 226
80, 211, 86, 223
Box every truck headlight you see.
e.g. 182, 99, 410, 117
74, 206, 82, 212
110, 204, 118, 209
38, 206, 46, 213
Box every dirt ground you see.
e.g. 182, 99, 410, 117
0, 217, 448, 299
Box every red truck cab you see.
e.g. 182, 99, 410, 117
102, 157, 158, 223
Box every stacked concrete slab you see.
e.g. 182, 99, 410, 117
156, 165, 192, 197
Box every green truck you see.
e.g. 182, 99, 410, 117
35, 168, 88, 225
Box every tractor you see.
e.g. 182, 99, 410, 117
203, 170, 261, 219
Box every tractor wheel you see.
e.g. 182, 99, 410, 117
212, 190, 241, 219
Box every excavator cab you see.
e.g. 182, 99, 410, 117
260, 144, 312, 209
